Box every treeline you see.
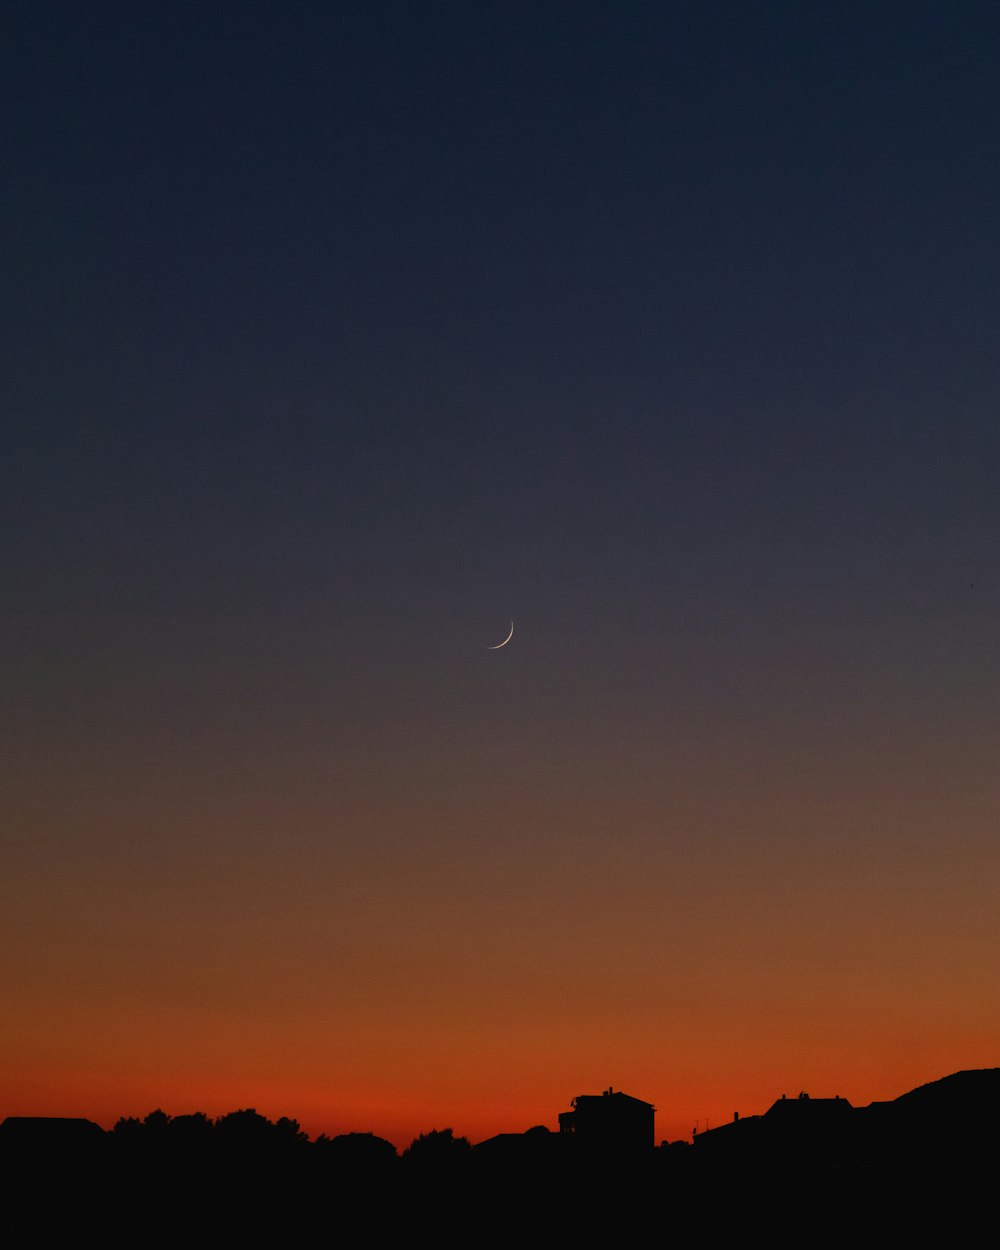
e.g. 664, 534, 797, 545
1, 1111, 535, 1238
0, 1109, 658, 1239
109, 1106, 472, 1170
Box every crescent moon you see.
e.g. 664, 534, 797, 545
487, 620, 514, 650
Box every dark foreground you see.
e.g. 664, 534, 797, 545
3, 1069, 998, 1243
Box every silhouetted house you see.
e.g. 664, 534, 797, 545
0, 1117, 105, 1151
0, 1118, 107, 1232
474, 1126, 562, 1169
475, 1132, 528, 1155
558, 1088, 654, 1152
763, 1091, 852, 1124
767, 1093, 854, 1160
691, 1111, 762, 1159
694, 1092, 854, 1169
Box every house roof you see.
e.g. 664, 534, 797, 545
570, 1090, 654, 1110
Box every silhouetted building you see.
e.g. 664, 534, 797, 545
0, 1117, 105, 1149
694, 1091, 855, 1170
558, 1087, 654, 1151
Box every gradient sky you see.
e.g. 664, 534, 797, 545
4, 1, 1000, 1146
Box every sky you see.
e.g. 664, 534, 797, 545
3, 1, 1000, 1147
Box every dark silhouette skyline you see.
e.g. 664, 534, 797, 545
3, 1067, 998, 1237
6, 1065, 999, 1152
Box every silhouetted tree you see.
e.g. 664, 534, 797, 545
274, 1116, 309, 1146
112, 1116, 143, 1139
214, 1108, 274, 1145
143, 1108, 171, 1134
167, 1111, 214, 1159
316, 1131, 398, 1169
403, 1128, 472, 1166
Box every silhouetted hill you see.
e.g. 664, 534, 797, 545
853, 1066, 1000, 1175
891, 1066, 1000, 1111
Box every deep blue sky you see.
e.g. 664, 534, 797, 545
7, 2, 1000, 619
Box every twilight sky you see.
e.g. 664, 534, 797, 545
3, 1, 1000, 1145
